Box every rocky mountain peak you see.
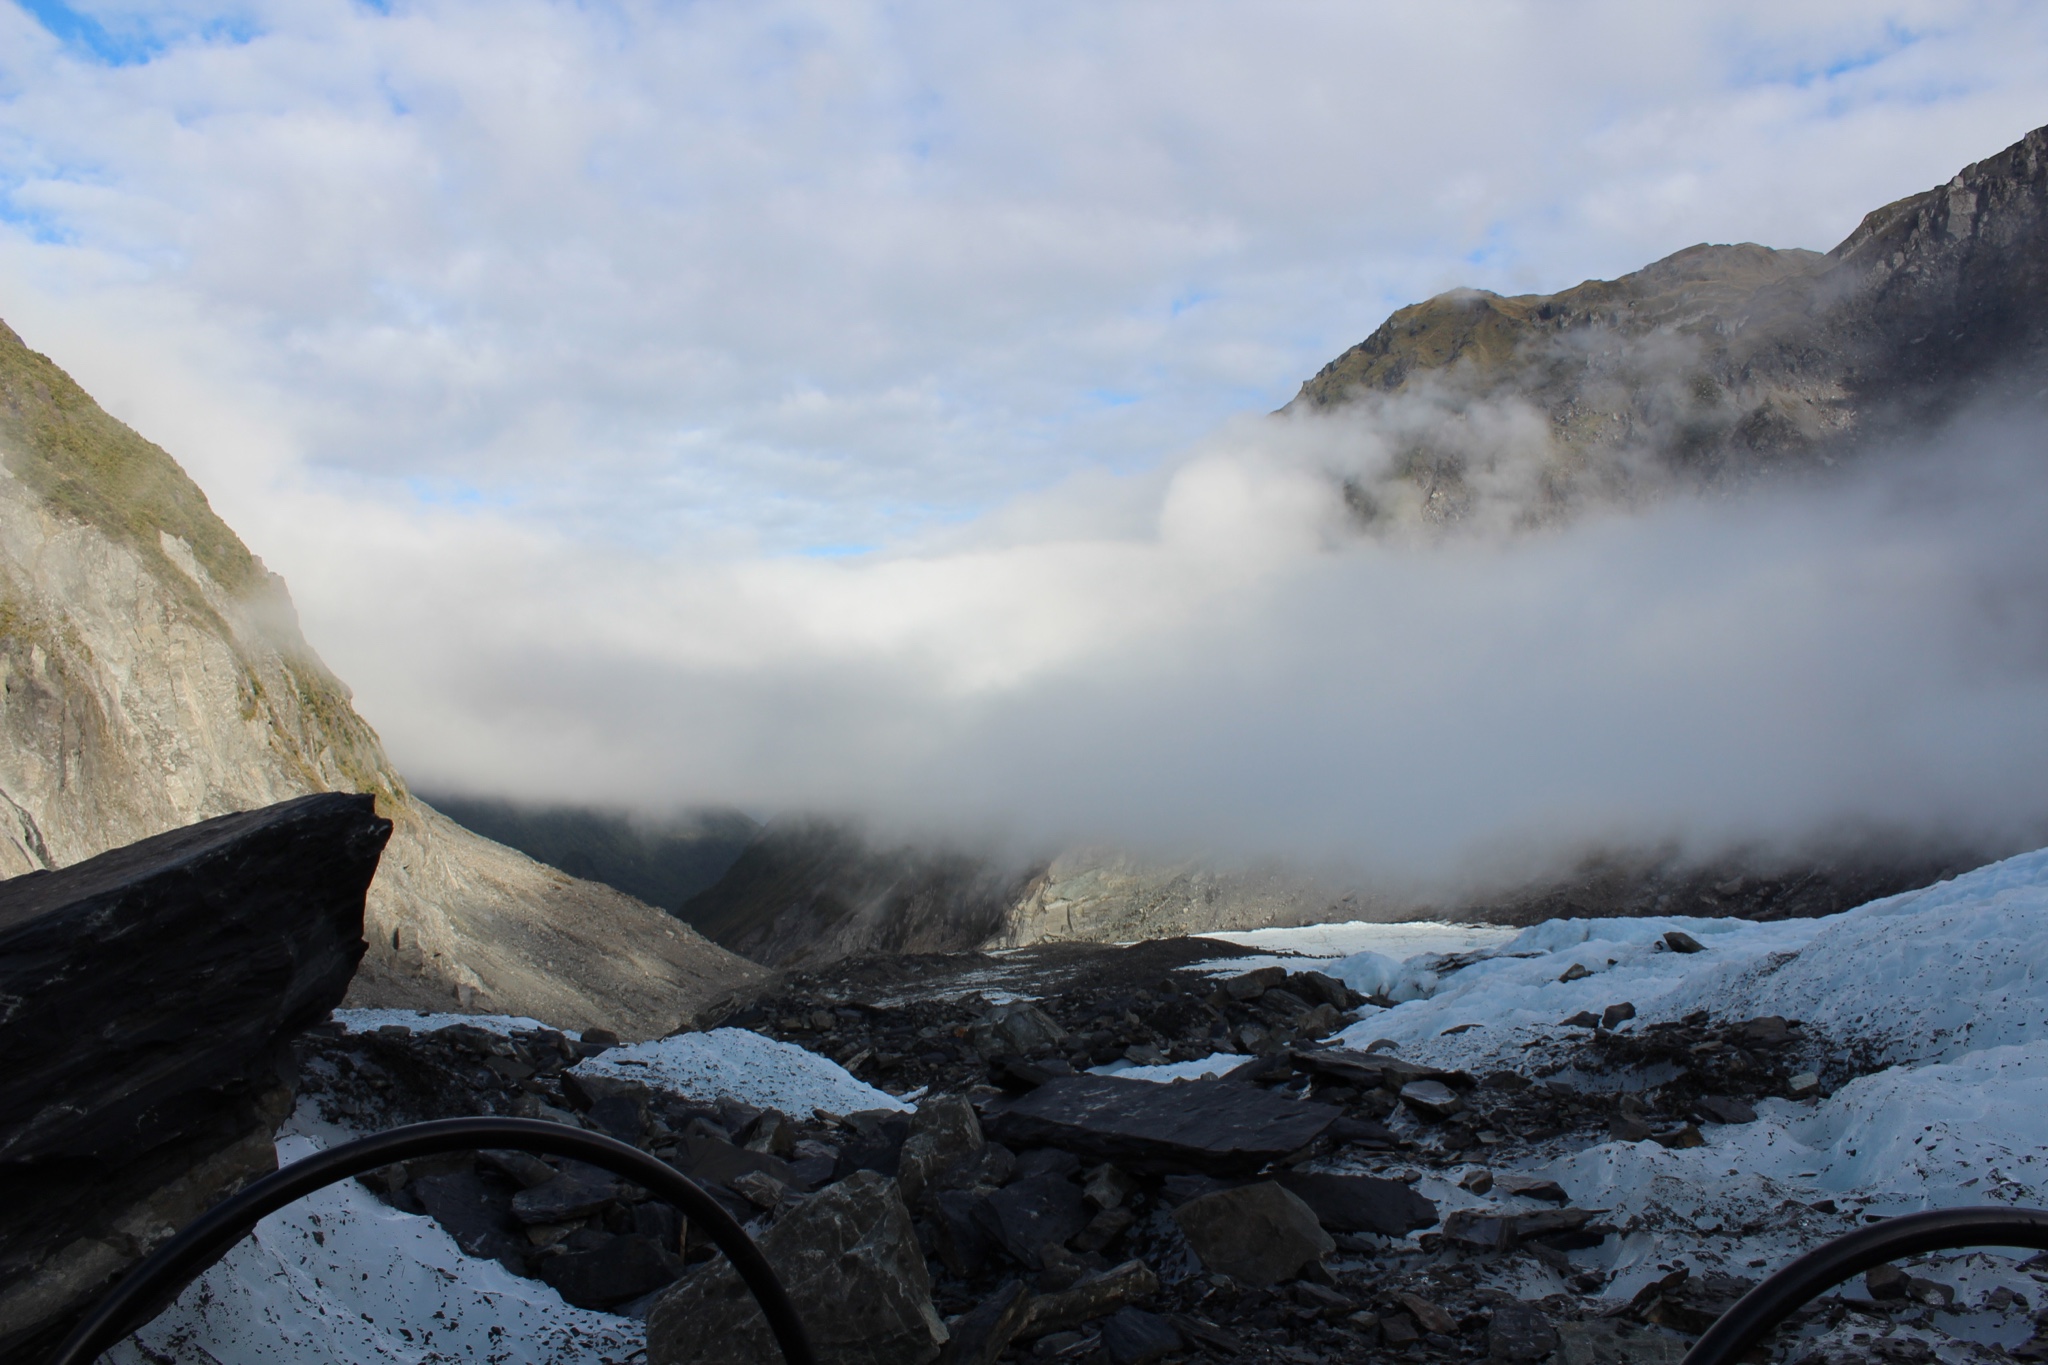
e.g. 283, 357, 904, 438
1288, 122, 2048, 530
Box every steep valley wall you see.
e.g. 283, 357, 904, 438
0, 320, 766, 1038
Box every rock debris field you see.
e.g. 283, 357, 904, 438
111, 848, 2048, 1365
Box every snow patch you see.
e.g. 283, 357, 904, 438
107, 1110, 642, 1365
574, 1027, 911, 1116
334, 1007, 559, 1036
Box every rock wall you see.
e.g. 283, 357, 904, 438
0, 318, 766, 1037
1291, 124, 2048, 528
0, 793, 388, 1361
996, 852, 1372, 948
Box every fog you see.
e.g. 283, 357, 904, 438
317, 398, 2048, 888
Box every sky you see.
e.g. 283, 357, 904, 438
3, 1, 2047, 880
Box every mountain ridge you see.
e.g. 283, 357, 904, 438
1291, 123, 2048, 527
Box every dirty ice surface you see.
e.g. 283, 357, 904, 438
335, 1007, 558, 1035
109, 1026, 897, 1364
107, 1108, 646, 1365
114, 847, 2048, 1360
1190, 919, 1518, 978
1311, 846, 2048, 1310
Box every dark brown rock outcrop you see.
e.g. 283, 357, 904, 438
0, 792, 389, 1361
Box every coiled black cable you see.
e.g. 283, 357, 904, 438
1680, 1205, 2048, 1365
47, 1115, 817, 1365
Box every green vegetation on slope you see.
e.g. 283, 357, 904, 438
0, 317, 401, 806
0, 321, 260, 598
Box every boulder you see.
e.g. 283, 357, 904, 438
835, 1109, 913, 1178
970, 1002, 1068, 1058
982, 1076, 1339, 1174
1173, 1182, 1334, 1287
898, 1095, 985, 1203
647, 1170, 948, 1365
0, 794, 389, 1361
972, 1173, 1091, 1269
539, 1232, 683, 1310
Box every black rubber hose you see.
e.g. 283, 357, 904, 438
47, 1115, 817, 1365
1680, 1205, 2048, 1365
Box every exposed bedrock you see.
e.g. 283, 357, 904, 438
0, 792, 389, 1362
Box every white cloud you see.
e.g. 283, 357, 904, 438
2, 0, 2046, 877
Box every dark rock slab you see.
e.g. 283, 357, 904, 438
1735, 1016, 1794, 1048
982, 1076, 1339, 1174
0, 794, 389, 1361
835, 1109, 913, 1178
585, 1092, 651, 1145
1496, 1174, 1570, 1204
936, 1280, 1030, 1365
1693, 1095, 1757, 1125
932, 1191, 999, 1278
1392, 1291, 1457, 1337
1443, 1209, 1512, 1252
540, 1232, 682, 1310
1398, 1079, 1464, 1120
1290, 1048, 1445, 1089
1101, 1307, 1181, 1365
1274, 1171, 1438, 1237
680, 1131, 805, 1191
1019, 1259, 1161, 1338
1331, 1115, 1400, 1148
647, 1170, 946, 1365
414, 1171, 528, 1270
512, 1162, 626, 1224
972, 1173, 1090, 1268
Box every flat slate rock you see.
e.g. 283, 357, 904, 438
982, 1076, 1339, 1174
1274, 1171, 1439, 1237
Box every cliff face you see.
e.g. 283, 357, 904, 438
682, 820, 1031, 969
1292, 125, 2048, 527
0, 321, 766, 1038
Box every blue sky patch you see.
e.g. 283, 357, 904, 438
16, 0, 166, 65
14, 1, 262, 66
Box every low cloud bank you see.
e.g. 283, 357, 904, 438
310, 399, 2048, 892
